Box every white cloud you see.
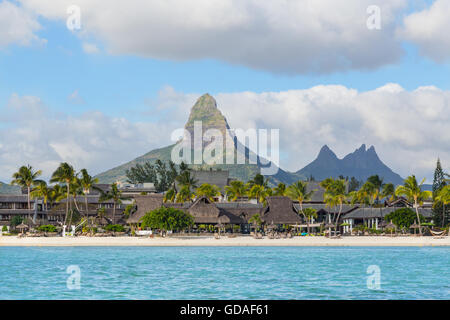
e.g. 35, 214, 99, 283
0, 1, 43, 48
400, 0, 450, 62
0, 94, 176, 181
159, 85, 450, 181
1, 85, 449, 183
19, 0, 407, 74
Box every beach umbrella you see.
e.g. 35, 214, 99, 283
379, 220, 388, 228
16, 223, 29, 234
410, 220, 420, 235
385, 220, 396, 236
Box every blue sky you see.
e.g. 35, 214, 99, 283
0, 0, 449, 181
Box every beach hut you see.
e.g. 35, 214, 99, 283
385, 220, 396, 236
410, 221, 420, 236
16, 223, 29, 234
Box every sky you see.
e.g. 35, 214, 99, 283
0, 0, 449, 182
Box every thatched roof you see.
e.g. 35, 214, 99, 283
262, 196, 302, 224
127, 194, 164, 223
186, 196, 222, 224
16, 223, 29, 229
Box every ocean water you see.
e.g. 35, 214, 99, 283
1, 246, 449, 300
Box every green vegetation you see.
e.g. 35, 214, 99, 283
395, 175, 432, 236
11, 165, 43, 219
10, 216, 23, 228
320, 178, 348, 235
141, 207, 194, 235
195, 183, 221, 201
286, 181, 314, 233
385, 208, 424, 230
105, 224, 125, 232
37, 225, 57, 233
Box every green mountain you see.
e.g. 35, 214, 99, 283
96, 94, 295, 185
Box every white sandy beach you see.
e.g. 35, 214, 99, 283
1, 235, 450, 247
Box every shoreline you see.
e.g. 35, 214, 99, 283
1, 235, 450, 247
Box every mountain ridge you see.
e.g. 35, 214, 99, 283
297, 144, 404, 185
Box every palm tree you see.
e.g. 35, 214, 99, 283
224, 180, 248, 201
367, 175, 384, 204
395, 175, 432, 236
360, 181, 378, 206
31, 181, 51, 213
286, 181, 314, 233
79, 169, 99, 218
99, 183, 122, 224
248, 213, 263, 233
50, 162, 75, 225
249, 184, 271, 205
11, 165, 43, 221
303, 207, 318, 226
195, 183, 221, 202
273, 183, 287, 196
381, 183, 396, 202
176, 170, 198, 191
175, 185, 195, 203
321, 178, 347, 237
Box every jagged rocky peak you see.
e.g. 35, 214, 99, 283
185, 93, 229, 131
318, 144, 338, 159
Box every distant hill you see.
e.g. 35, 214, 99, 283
95, 94, 292, 185
0, 182, 21, 194
296, 144, 405, 185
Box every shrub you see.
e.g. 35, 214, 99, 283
105, 224, 125, 232
141, 207, 194, 232
2, 225, 8, 232
37, 225, 57, 233
385, 208, 425, 229
10, 216, 23, 228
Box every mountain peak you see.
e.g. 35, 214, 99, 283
318, 144, 337, 158
185, 94, 227, 129
356, 144, 366, 153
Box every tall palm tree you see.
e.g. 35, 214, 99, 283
287, 181, 314, 233
195, 183, 221, 202
395, 175, 432, 236
79, 169, 99, 218
11, 165, 43, 221
321, 178, 347, 237
50, 162, 75, 225
99, 183, 122, 224
31, 181, 51, 212
224, 180, 248, 201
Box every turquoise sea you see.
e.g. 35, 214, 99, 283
1, 246, 449, 299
